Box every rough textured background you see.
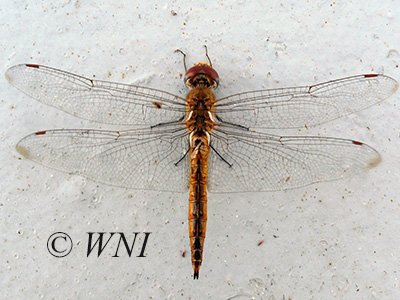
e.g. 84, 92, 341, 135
1, 1, 399, 299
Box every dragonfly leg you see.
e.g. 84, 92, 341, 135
150, 117, 185, 129
215, 115, 249, 131
210, 144, 232, 168
174, 148, 190, 166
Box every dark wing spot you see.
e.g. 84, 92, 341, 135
153, 102, 162, 109
364, 74, 378, 78
35, 131, 46, 135
26, 64, 39, 68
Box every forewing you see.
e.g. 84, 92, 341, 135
16, 125, 190, 192
208, 127, 381, 192
216, 74, 398, 129
5, 64, 186, 125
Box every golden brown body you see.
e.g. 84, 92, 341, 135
185, 87, 216, 279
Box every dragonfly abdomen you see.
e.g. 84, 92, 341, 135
188, 131, 210, 279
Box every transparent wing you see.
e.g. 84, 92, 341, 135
16, 124, 190, 192
216, 74, 398, 129
208, 126, 381, 192
5, 64, 187, 125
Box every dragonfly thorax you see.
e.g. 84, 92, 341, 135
185, 88, 216, 133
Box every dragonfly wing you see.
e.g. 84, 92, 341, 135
216, 74, 398, 129
5, 64, 186, 125
16, 124, 190, 192
208, 127, 381, 193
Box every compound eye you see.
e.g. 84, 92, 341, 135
184, 64, 220, 89
202, 66, 219, 89
184, 65, 203, 88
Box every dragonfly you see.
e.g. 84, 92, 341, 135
5, 51, 398, 279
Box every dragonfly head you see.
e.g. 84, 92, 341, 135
184, 62, 219, 90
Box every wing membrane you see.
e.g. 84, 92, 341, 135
5, 64, 187, 125
216, 74, 398, 129
16, 124, 190, 192
208, 127, 381, 192
9, 65, 395, 193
